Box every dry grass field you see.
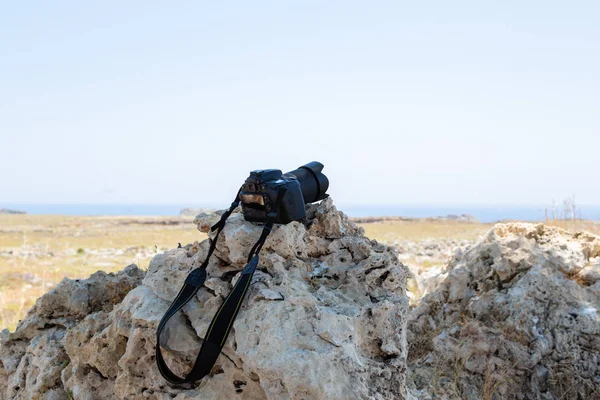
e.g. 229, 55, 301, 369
360, 219, 493, 242
0, 214, 204, 331
1, 214, 598, 332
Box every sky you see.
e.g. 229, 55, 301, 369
1, 1, 599, 207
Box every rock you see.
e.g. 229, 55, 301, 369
437, 214, 479, 223
0, 208, 26, 214
0, 198, 410, 400
0, 265, 144, 400
407, 223, 600, 400
179, 208, 216, 217
578, 258, 600, 284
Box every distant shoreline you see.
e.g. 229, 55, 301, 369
349, 215, 480, 224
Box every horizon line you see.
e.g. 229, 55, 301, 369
3, 202, 600, 208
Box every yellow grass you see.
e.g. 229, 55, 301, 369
544, 219, 600, 235
0, 214, 204, 331
358, 219, 492, 242
358, 218, 600, 244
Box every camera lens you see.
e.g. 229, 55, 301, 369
284, 161, 329, 204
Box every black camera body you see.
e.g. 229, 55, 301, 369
240, 162, 329, 224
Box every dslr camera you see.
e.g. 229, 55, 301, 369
240, 161, 329, 224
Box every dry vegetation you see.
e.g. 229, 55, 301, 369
359, 219, 492, 242
359, 217, 600, 243
0, 214, 203, 331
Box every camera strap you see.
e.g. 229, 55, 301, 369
156, 187, 286, 385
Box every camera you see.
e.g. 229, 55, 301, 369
157, 162, 328, 382
157, 162, 329, 384
240, 161, 329, 224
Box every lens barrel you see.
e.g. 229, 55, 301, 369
284, 161, 329, 204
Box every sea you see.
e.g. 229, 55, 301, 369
3, 203, 600, 224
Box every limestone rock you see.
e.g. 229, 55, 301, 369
180, 208, 216, 217
0, 265, 144, 400
0, 199, 410, 400
407, 223, 600, 400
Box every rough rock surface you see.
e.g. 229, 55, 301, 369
0, 266, 144, 400
408, 223, 600, 400
0, 198, 410, 400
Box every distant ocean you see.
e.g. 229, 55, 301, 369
3, 203, 600, 223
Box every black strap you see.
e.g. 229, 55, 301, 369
156, 188, 285, 385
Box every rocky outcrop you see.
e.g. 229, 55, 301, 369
436, 214, 479, 223
179, 208, 216, 217
0, 266, 144, 400
0, 209, 25, 215
0, 198, 410, 400
407, 223, 600, 400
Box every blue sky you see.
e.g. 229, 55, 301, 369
1, 1, 599, 206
